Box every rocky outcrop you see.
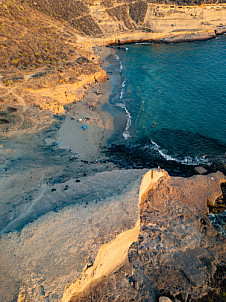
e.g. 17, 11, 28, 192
61, 225, 140, 302
129, 170, 226, 301
62, 170, 226, 301
24, 1, 226, 41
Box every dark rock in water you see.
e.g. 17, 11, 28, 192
103, 143, 226, 177
194, 166, 208, 174
117, 46, 127, 51
103, 144, 195, 177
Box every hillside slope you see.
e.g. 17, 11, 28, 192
0, 0, 225, 135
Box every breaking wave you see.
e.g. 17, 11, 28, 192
116, 103, 131, 139
114, 53, 132, 140
145, 140, 212, 165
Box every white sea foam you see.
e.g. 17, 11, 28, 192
148, 140, 211, 165
135, 42, 150, 45
116, 103, 132, 140
114, 53, 131, 140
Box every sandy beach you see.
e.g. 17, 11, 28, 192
0, 45, 149, 302
0, 1, 225, 301
56, 80, 113, 161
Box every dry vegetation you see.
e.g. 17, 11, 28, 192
0, 0, 225, 135
0, 0, 103, 135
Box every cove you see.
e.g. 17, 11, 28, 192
106, 35, 226, 169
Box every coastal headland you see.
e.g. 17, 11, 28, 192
0, 0, 225, 301
61, 169, 226, 302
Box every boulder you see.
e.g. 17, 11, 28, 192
194, 166, 207, 174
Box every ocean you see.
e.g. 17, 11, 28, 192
106, 35, 226, 169
105, 35, 226, 237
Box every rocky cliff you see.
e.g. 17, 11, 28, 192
0, 0, 225, 135
61, 170, 226, 302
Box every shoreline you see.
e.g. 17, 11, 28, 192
99, 35, 226, 178
0, 44, 147, 302
0, 3, 225, 300
1, 27, 225, 235
44, 45, 126, 162
1, 36, 225, 236
1, 2, 225, 138
105, 29, 226, 46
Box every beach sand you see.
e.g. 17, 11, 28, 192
0, 46, 115, 234
0, 46, 147, 302
56, 79, 114, 161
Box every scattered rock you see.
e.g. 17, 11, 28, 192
83, 261, 93, 271
8, 107, 18, 112
38, 285, 45, 296
0, 119, 9, 124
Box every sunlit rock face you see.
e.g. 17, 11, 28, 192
62, 170, 226, 302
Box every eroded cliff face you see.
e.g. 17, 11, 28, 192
0, 0, 225, 135
129, 171, 226, 301
62, 170, 226, 302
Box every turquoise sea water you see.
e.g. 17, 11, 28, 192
108, 35, 226, 166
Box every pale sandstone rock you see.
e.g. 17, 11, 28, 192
159, 297, 173, 302
62, 170, 226, 301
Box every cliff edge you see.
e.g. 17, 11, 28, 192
61, 169, 226, 302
